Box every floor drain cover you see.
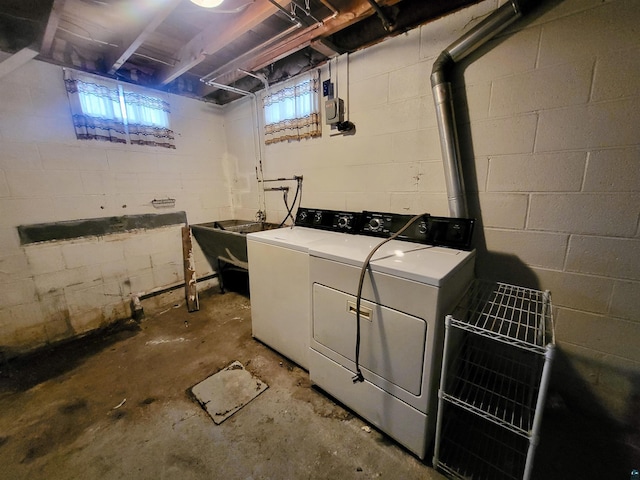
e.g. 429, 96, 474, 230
190, 361, 268, 424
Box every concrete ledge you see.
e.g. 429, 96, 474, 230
17, 211, 187, 245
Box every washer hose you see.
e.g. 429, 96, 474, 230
353, 212, 428, 383
278, 177, 303, 227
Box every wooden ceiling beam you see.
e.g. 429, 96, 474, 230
158, 0, 286, 86
310, 38, 341, 58
40, 0, 67, 56
245, 0, 396, 71
200, 0, 390, 96
108, 0, 182, 75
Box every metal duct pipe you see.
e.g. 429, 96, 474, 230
204, 81, 255, 97
431, 0, 528, 218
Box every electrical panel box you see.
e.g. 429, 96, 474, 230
325, 98, 344, 125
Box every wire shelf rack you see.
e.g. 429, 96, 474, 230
434, 280, 555, 480
448, 281, 553, 354
442, 335, 544, 437
437, 403, 529, 480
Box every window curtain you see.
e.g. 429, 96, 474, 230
64, 69, 176, 149
263, 71, 321, 145
124, 90, 176, 149
63, 69, 127, 144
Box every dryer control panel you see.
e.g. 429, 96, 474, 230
361, 211, 475, 250
361, 211, 427, 241
424, 216, 475, 250
295, 208, 360, 233
295, 207, 474, 249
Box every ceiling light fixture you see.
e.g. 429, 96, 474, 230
190, 0, 224, 8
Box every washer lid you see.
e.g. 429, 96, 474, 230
309, 235, 475, 286
247, 226, 343, 253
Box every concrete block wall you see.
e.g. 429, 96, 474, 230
226, 0, 640, 422
223, 99, 264, 221
465, 0, 640, 422
0, 59, 230, 355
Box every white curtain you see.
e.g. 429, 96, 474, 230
124, 89, 175, 149
64, 69, 175, 149
64, 69, 127, 144
263, 71, 321, 145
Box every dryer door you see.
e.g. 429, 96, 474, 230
312, 283, 427, 396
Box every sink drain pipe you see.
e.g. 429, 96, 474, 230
431, 0, 532, 218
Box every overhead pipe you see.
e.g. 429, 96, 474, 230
238, 68, 270, 93
266, 0, 303, 26
431, 0, 531, 218
204, 81, 255, 97
290, 0, 323, 24
199, 0, 343, 91
318, 0, 339, 17
260, 176, 303, 182
366, 0, 395, 32
199, 24, 301, 84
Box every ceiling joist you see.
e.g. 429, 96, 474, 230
249, 0, 401, 72
108, 0, 183, 75
40, 0, 67, 56
310, 38, 341, 57
158, 0, 286, 85
202, 0, 394, 95
0, 0, 481, 104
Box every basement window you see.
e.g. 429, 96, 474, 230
64, 69, 175, 149
263, 71, 321, 145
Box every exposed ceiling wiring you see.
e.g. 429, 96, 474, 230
58, 26, 119, 48
132, 52, 175, 67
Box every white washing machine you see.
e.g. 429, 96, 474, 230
247, 208, 359, 370
308, 228, 475, 459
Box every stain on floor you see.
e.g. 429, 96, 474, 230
0, 287, 636, 479
0, 289, 443, 480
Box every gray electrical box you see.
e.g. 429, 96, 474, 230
325, 98, 344, 125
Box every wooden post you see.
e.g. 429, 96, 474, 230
182, 225, 199, 312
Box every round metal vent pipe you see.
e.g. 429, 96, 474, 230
431, 0, 530, 218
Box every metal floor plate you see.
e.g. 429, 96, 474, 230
191, 361, 268, 424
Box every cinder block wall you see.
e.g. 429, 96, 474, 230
0, 60, 232, 356
226, 0, 640, 422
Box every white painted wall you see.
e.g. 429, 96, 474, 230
226, 0, 640, 422
0, 59, 231, 355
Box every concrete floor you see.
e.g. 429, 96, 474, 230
0, 285, 638, 479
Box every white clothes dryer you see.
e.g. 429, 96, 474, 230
308, 232, 475, 459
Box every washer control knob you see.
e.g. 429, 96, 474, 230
314, 211, 322, 224
337, 216, 350, 229
418, 221, 428, 235
298, 211, 308, 222
368, 217, 383, 231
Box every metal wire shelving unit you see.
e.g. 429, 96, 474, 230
433, 280, 555, 480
